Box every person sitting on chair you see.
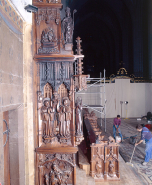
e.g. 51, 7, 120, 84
113, 115, 123, 142
135, 124, 152, 165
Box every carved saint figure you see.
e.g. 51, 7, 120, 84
58, 105, 66, 137
41, 100, 50, 136
62, 7, 74, 43
75, 97, 82, 135
109, 161, 114, 177
48, 102, 55, 136
62, 98, 71, 136
95, 161, 102, 178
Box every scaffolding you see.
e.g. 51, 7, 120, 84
76, 69, 107, 132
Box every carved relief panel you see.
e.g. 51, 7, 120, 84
104, 145, 119, 180
38, 83, 73, 147
37, 153, 75, 185
90, 144, 105, 180
39, 61, 72, 92
34, 7, 61, 54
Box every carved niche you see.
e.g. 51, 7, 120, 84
38, 84, 72, 146
90, 145, 104, 180
38, 27, 59, 54
38, 153, 74, 185
35, 8, 61, 54
104, 146, 120, 180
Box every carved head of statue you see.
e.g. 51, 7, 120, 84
44, 100, 50, 107
63, 97, 70, 106
65, 7, 71, 17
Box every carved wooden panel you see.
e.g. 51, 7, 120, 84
38, 89, 73, 147
104, 145, 120, 180
34, 7, 61, 55
37, 153, 75, 185
39, 62, 71, 92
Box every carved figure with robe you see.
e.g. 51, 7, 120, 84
58, 105, 66, 137
62, 7, 74, 43
48, 101, 56, 136
109, 161, 114, 177
75, 97, 82, 135
95, 161, 102, 178
52, 91, 60, 133
41, 100, 50, 136
62, 98, 71, 136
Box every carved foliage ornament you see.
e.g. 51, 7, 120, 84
36, 8, 60, 25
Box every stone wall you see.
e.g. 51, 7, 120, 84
0, 0, 34, 185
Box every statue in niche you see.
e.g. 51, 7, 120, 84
58, 105, 66, 137
48, 102, 55, 136
75, 97, 83, 135
41, 100, 50, 136
62, 7, 75, 43
109, 161, 114, 177
95, 161, 102, 178
45, 174, 49, 185
62, 97, 71, 136
52, 91, 60, 133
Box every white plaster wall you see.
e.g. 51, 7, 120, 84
76, 79, 152, 118
9, 0, 32, 23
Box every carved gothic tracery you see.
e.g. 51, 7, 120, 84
36, 8, 60, 25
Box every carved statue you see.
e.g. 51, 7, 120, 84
75, 97, 82, 135
41, 100, 50, 136
52, 91, 60, 110
58, 105, 66, 137
95, 161, 102, 178
109, 161, 114, 177
62, 7, 74, 43
62, 97, 71, 136
45, 174, 49, 185
48, 102, 55, 136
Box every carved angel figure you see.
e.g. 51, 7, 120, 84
62, 7, 74, 43
75, 97, 82, 135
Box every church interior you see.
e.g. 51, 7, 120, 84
0, 0, 152, 184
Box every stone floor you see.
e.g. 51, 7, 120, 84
98, 118, 152, 185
